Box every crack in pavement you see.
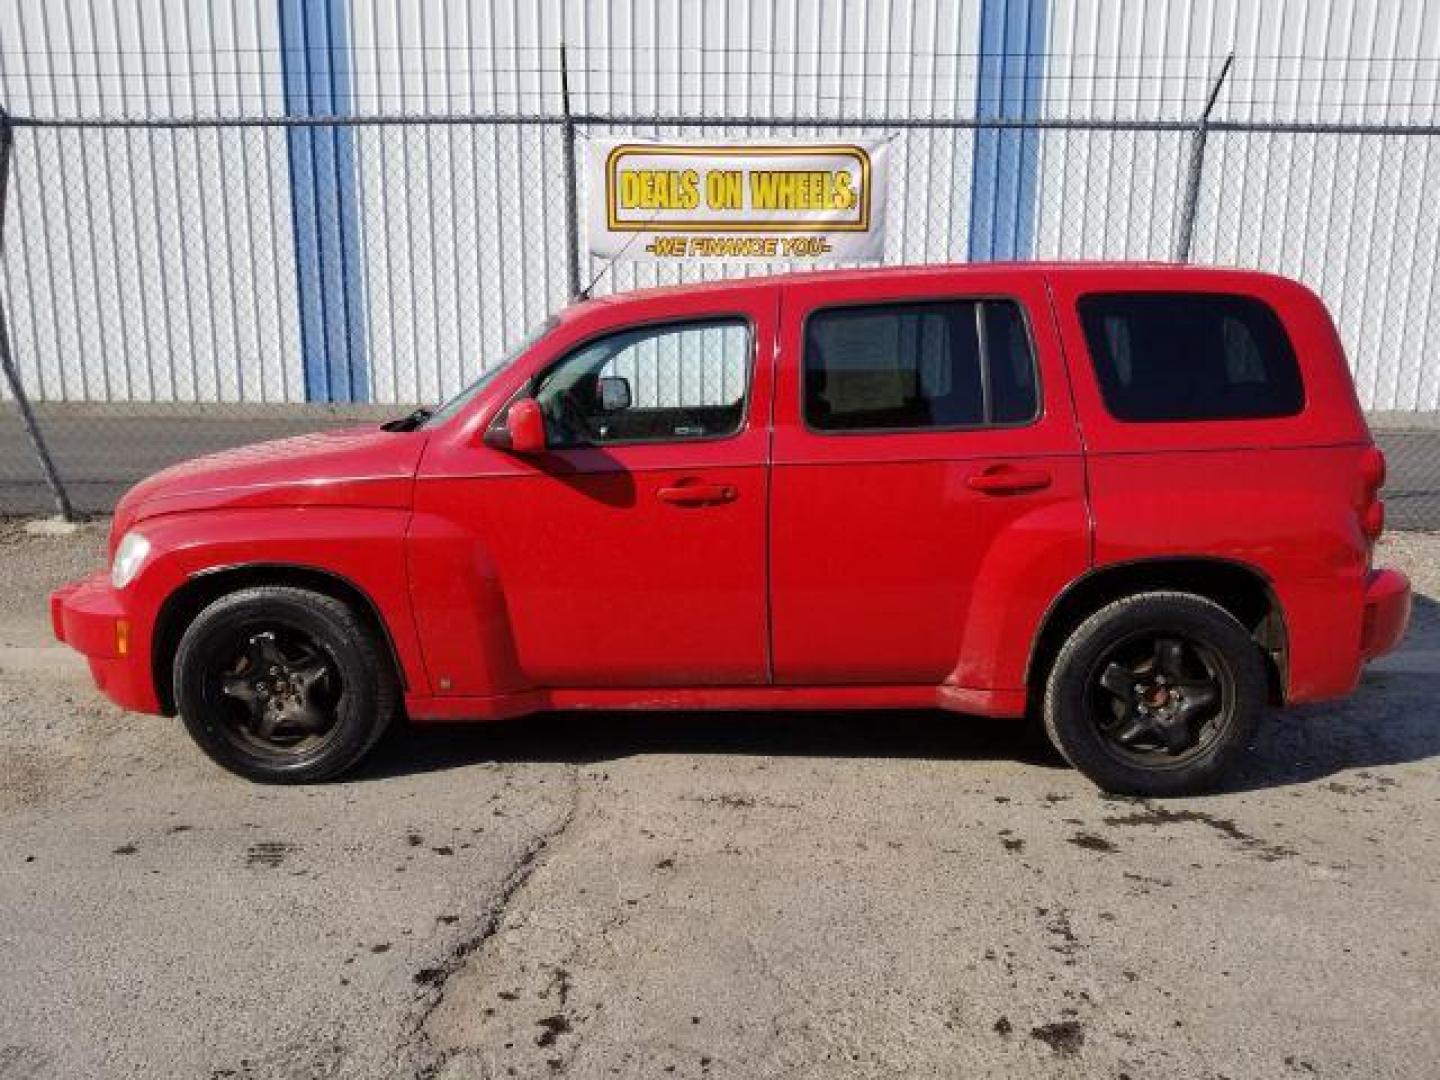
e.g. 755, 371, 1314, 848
405, 763, 583, 1079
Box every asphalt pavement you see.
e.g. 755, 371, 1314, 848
4, 410, 1439, 529
1, 522, 1438, 1078
1, 408, 393, 516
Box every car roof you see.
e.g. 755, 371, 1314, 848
563, 262, 1299, 318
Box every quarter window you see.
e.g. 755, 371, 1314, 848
804, 300, 1038, 432
533, 319, 750, 446
1077, 292, 1304, 422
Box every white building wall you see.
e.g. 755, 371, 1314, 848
1, 1, 1438, 409
0, 0, 305, 403
342, 0, 989, 406
1033, 1, 1440, 411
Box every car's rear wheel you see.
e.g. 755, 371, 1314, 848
1043, 591, 1266, 796
173, 586, 397, 783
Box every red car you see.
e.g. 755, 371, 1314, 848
51, 264, 1410, 794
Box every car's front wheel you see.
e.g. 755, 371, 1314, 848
173, 586, 397, 783
1042, 591, 1266, 796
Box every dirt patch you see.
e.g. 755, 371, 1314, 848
534, 1014, 571, 1048
682, 793, 799, 810
1041, 908, 1083, 960
1102, 801, 1295, 861
245, 841, 296, 868
1031, 1020, 1085, 1056
1068, 831, 1118, 853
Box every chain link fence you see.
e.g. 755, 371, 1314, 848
2, 102, 1439, 525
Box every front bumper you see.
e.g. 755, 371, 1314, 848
1360, 568, 1411, 661
50, 572, 161, 713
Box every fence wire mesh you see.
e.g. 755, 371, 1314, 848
1, 109, 1439, 526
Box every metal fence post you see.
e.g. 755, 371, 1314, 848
1174, 53, 1234, 263
559, 44, 583, 300
0, 108, 75, 521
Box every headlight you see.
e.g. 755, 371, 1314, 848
111, 531, 151, 589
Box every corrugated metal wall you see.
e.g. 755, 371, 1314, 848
0, 1, 302, 402
1034, 1, 1440, 412
2, 1, 1439, 410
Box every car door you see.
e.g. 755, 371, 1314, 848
410, 288, 776, 694
769, 269, 1089, 693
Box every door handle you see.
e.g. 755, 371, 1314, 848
656, 482, 737, 506
966, 467, 1052, 495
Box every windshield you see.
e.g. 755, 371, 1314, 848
422, 317, 557, 427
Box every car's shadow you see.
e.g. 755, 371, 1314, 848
355, 705, 1066, 780
354, 593, 1440, 795
1227, 590, 1440, 793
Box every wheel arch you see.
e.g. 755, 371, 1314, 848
152, 562, 407, 716
1027, 557, 1288, 705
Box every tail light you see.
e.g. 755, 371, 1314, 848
1360, 446, 1387, 542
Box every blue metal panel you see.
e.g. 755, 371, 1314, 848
278, 0, 367, 402
969, 0, 1047, 261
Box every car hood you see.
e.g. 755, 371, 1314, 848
111, 425, 428, 546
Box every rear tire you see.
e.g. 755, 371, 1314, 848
173, 586, 397, 783
1043, 591, 1265, 796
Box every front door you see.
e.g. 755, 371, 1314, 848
768, 270, 1089, 690
416, 293, 776, 692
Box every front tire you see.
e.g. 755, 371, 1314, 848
173, 586, 397, 783
1043, 591, 1266, 796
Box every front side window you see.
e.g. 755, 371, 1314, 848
533, 318, 751, 446
804, 299, 1038, 432
1077, 292, 1304, 422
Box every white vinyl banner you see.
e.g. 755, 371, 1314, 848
587, 139, 889, 263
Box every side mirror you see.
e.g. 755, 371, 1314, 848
597, 375, 632, 413
485, 397, 548, 454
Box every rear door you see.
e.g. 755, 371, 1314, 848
769, 269, 1089, 691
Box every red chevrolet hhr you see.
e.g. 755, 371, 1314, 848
52, 264, 1410, 794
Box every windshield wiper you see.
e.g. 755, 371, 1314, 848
381, 408, 432, 432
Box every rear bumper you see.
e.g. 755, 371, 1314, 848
50, 573, 161, 713
1361, 568, 1411, 661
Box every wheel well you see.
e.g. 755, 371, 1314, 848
1027, 559, 1288, 704
151, 564, 404, 715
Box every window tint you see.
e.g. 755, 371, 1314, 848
1077, 293, 1304, 422
534, 319, 750, 446
804, 299, 1038, 431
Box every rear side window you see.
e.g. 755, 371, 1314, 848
804, 299, 1038, 432
1077, 292, 1304, 422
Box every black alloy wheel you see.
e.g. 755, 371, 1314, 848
1042, 591, 1266, 796
174, 586, 397, 783
1089, 632, 1229, 764
213, 628, 341, 758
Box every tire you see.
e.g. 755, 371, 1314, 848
173, 586, 397, 783
1042, 591, 1266, 797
